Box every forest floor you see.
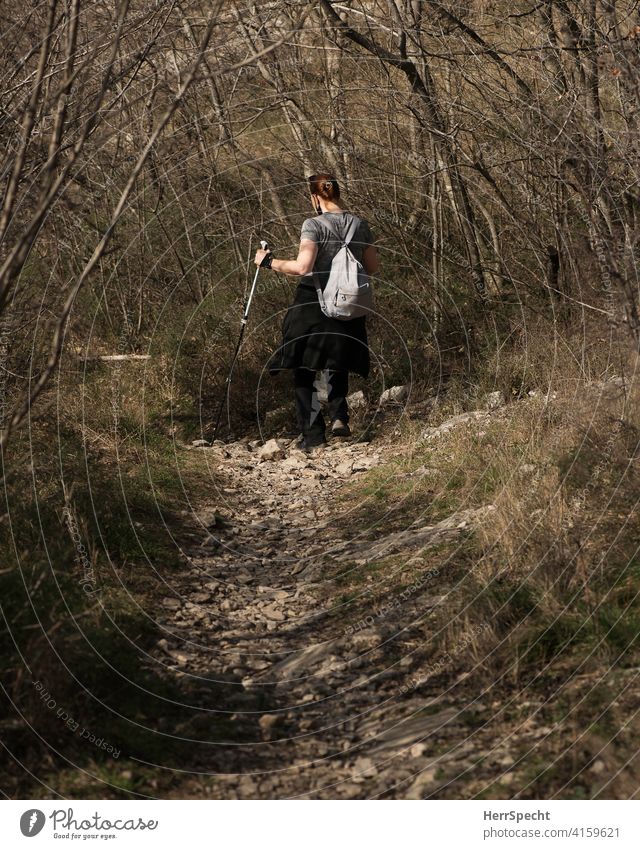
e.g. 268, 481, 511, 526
134, 391, 636, 801
14, 376, 640, 799
154, 427, 498, 799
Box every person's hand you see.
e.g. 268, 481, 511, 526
254, 248, 271, 267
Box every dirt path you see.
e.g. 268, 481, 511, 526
152, 435, 501, 799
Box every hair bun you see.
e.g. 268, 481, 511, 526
308, 173, 340, 201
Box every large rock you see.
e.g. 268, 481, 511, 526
352, 454, 379, 473
261, 604, 285, 622
347, 390, 367, 410
257, 438, 286, 461
346, 505, 495, 560
280, 455, 308, 473
421, 411, 487, 441
380, 384, 409, 405
336, 459, 354, 476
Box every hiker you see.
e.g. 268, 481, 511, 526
254, 173, 379, 450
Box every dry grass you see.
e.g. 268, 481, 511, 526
337, 335, 640, 797
0, 360, 227, 797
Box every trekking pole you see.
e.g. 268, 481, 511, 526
211, 240, 269, 442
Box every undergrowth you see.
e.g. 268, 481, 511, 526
337, 327, 640, 797
1, 361, 224, 797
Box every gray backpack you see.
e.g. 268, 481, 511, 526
313, 215, 374, 320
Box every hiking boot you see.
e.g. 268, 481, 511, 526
331, 419, 351, 437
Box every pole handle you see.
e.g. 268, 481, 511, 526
260, 240, 269, 251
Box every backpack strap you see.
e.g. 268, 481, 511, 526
343, 215, 361, 247
317, 214, 360, 247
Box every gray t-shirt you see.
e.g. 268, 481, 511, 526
300, 211, 373, 290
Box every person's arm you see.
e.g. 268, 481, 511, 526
254, 239, 318, 276
362, 244, 379, 274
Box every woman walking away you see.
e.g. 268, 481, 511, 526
255, 174, 379, 451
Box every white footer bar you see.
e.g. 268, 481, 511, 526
2, 800, 638, 848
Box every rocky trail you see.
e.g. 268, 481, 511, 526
150, 424, 515, 800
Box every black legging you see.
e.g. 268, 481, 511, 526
293, 369, 349, 441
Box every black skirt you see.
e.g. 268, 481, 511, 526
268, 283, 370, 378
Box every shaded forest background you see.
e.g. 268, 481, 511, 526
1, 0, 639, 797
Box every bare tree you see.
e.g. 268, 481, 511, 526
0, 0, 312, 447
